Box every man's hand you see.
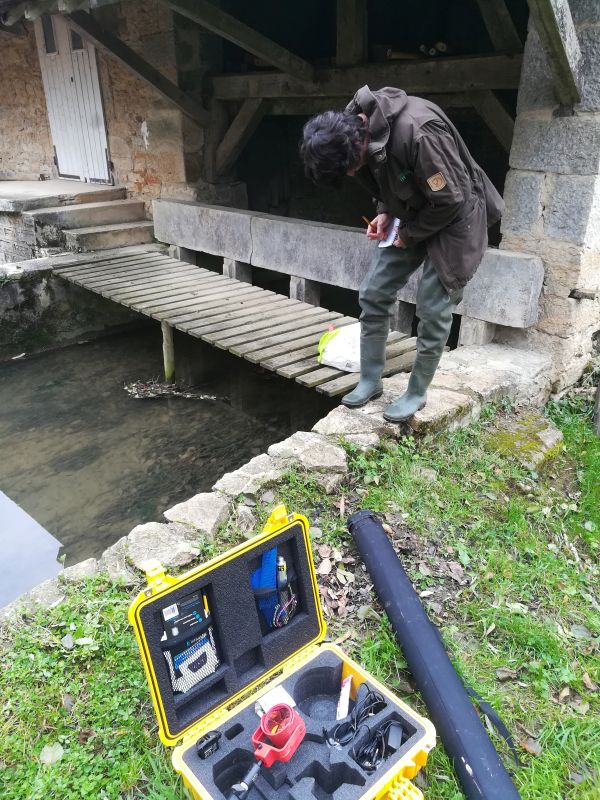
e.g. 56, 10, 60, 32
393, 232, 407, 249
366, 213, 390, 241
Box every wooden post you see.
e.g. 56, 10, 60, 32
336, 0, 367, 66
161, 321, 175, 383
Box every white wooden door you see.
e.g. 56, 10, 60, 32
35, 14, 110, 183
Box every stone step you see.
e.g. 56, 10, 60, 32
28, 199, 147, 230
65, 221, 155, 251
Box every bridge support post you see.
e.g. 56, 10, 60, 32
290, 276, 321, 306
391, 300, 415, 334
161, 321, 175, 383
223, 258, 252, 283
458, 316, 496, 346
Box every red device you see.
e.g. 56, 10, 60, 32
251, 704, 306, 768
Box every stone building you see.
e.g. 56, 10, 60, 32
0, 0, 598, 391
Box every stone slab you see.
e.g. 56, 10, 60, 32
544, 174, 600, 248
268, 431, 347, 473
61, 558, 99, 583
485, 412, 564, 470
501, 170, 545, 238
312, 405, 387, 437
153, 202, 544, 329
0, 180, 126, 213
164, 491, 230, 537
213, 453, 285, 498
153, 199, 253, 262
127, 521, 201, 570
398, 250, 544, 328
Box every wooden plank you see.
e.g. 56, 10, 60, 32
277, 335, 412, 380
72, 269, 210, 295
56, 256, 174, 280
115, 279, 226, 306
469, 90, 514, 152
187, 297, 310, 336
249, 318, 357, 364
210, 54, 523, 100
239, 316, 357, 360
526, 0, 583, 106
269, 97, 345, 116
137, 284, 265, 316
474, 0, 522, 52
165, 0, 315, 83
186, 297, 296, 337
67, 11, 210, 126
165, 288, 273, 323
264, 330, 407, 372
55, 252, 173, 276
70, 263, 204, 289
217, 99, 266, 176
204, 304, 338, 343
209, 309, 342, 350
297, 365, 345, 388
72, 262, 214, 287
150, 285, 268, 319
336, 0, 367, 66
317, 350, 417, 397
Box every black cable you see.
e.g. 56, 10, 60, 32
325, 687, 386, 747
351, 720, 406, 773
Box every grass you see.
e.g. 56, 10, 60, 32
0, 391, 598, 799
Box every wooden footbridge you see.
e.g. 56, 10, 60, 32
53, 246, 417, 397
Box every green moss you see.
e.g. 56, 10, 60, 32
485, 412, 563, 466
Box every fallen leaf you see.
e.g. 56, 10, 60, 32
496, 667, 519, 682
382, 523, 393, 535
74, 637, 95, 647
62, 694, 75, 713
570, 624, 592, 640
559, 685, 571, 702
333, 629, 355, 646
506, 602, 529, 615
520, 737, 542, 757
318, 545, 331, 559
570, 696, 590, 715
317, 559, 332, 576
357, 605, 380, 622
419, 590, 434, 598
447, 561, 465, 583
39, 743, 64, 765
61, 634, 74, 650
418, 562, 431, 577
485, 623, 496, 636
78, 729, 94, 744
582, 672, 597, 692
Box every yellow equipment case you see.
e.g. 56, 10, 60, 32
129, 506, 436, 800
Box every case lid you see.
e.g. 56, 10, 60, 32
129, 506, 326, 746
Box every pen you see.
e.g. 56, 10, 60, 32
361, 215, 376, 229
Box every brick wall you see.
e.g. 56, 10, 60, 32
0, 29, 54, 181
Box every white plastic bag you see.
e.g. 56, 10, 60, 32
318, 323, 361, 372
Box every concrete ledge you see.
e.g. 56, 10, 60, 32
153, 200, 544, 329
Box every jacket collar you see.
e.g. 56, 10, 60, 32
354, 85, 390, 163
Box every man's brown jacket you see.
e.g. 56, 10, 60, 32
346, 85, 505, 292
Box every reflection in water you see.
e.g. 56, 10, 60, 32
0, 490, 62, 607
0, 324, 333, 578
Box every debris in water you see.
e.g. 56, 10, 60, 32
124, 380, 227, 402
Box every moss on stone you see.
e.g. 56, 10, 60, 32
485, 411, 563, 468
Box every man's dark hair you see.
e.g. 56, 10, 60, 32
300, 111, 367, 185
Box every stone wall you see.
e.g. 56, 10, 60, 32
95, 0, 191, 205
0, 210, 36, 265
0, 29, 54, 181
499, 2, 600, 390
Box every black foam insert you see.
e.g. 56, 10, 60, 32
181, 650, 427, 800
135, 522, 321, 740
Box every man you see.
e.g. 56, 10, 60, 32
300, 86, 504, 422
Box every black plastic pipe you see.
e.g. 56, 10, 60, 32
348, 510, 521, 800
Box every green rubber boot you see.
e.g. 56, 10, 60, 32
341, 325, 387, 408
383, 352, 441, 422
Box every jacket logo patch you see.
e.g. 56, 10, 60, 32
427, 172, 446, 192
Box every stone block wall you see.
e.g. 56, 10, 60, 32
0, 29, 54, 181
0, 211, 36, 264
499, 6, 600, 390
95, 0, 191, 205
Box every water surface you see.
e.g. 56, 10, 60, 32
0, 325, 331, 582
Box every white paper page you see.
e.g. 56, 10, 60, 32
378, 217, 401, 248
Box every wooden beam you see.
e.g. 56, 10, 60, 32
164, 0, 315, 83
527, 0, 583, 106
0, 21, 26, 35
216, 98, 265, 176
336, 0, 367, 67
67, 11, 210, 127
470, 90, 514, 152
474, 0, 522, 52
210, 54, 523, 100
